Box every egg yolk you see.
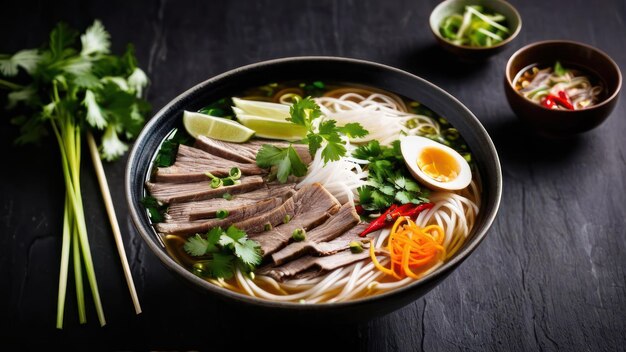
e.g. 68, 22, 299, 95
417, 147, 460, 182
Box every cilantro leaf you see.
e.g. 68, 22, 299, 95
288, 147, 307, 177
353, 141, 430, 212
226, 225, 247, 243
289, 96, 321, 128
256, 144, 307, 183
49, 22, 78, 60
140, 195, 166, 223
338, 123, 369, 138
256, 144, 286, 168
0, 49, 41, 76
204, 253, 235, 280
321, 139, 347, 163
206, 227, 223, 253
307, 133, 323, 157
276, 153, 293, 183
185, 225, 262, 279
80, 20, 110, 57
184, 234, 209, 256
234, 240, 262, 267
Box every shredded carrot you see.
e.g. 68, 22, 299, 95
369, 216, 446, 280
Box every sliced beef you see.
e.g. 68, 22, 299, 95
154, 144, 264, 183
194, 136, 313, 165
146, 175, 264, 204
271, 203, 360, 265
262, 250, 371, 282
242, 184, 341, 256
155, 197, 282, 235
314, 223, 373, 256
165, 184, 296, 222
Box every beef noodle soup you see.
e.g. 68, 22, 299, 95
142, 81, 481, 303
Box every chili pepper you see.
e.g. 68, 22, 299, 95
541, 96, 556, 109
386, 204, 415, 222
355, 204, 365, 215
557, 90, 575, 110
403, 202, 434, 218
359, 204, 397, 237
359, 203, 434, 237
543, 92, 574, 110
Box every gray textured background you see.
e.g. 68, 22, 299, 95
1, 0, 624, 350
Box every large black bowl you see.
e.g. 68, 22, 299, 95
125, 57, 502, 321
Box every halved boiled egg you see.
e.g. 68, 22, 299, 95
400, 136, 472, 191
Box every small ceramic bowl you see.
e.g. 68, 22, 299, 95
504, 40, 622, 137
429, 0, 522, 61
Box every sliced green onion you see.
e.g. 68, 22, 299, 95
349, 241, 364, 254
292, 228, 306, 242
229, 167, 242, 179
264, 223, 272, 231
210, 178, 223, 188
216, 209, 229, 219
283, 214, 292, 224
222, 192, 233, 200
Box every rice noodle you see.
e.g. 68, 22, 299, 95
211, 88, 481, 303
235, 179, 480, 303
313, 92, 440, 145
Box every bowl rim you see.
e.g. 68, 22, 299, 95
505, 39, 623, 113
429, 0, 523, 51
125, 56, 503, 310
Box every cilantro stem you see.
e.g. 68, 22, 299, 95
72, 221, 86, 324
51, 112, 106, 327
0, 78, 23, 90
55, 195, 72, 329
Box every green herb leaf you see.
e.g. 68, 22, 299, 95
256, 144, 286, 168
256, 144, 307, 183
554, 61, 566, 76
307, 133, 323, 157
338, 122, 369, 138
234, 240, 262, 267
353, 141, 429, 212
184, 234, 210, 256
204, 253, 235, 279
288, 96, 321, 128
226, 225, 247, 243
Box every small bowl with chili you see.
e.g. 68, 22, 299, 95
504, 40, 622, 137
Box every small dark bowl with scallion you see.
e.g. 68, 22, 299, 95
429, 0, 522, 61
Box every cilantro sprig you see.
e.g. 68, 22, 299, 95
289, 97, 368, 163
0, 21, 150, 328
255, 97, 368, 183
184, 225, 263, 279
353, 140, 430, 212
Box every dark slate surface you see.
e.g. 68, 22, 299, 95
1, 0, 625, 350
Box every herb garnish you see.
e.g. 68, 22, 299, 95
255, 97, 368, 183
0, 20, 149, 328
184, 225, 262, 279
353, 140, 430, 212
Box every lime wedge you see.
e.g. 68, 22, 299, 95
232, 98, 290, 120
236, 113, 307, 141
183, 110, 255, 142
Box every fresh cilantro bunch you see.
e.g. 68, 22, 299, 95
255, 97, 368, 183
0, 20, 150, 159
184, 225, 263, 279
0, 20, 150, 329
289, 97, 368, 163
353, 140, 430, 212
